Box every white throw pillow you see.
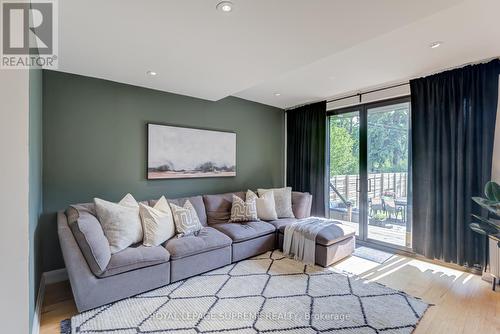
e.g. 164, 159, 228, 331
257, 187, 295, 218
170, 200, 203, 237
230, 193, 258, 222
139, 196, 176, 246
248, 190, 277, 221
94, 193, 143, 254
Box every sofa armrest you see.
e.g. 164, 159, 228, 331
57, 211, 102, 310
58, 211, 171, 312
291, 191, 313, 219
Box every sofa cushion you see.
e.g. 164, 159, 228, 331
278, 221, 355, 246
164, 226, 232, 260
268, 218, 297, 230
292, 192, 312, 219
212, 221, 276, 243
160, 195, 207, 227
67, 204, 111, 277
203, 192, 245, 225
99, 244, 170, 278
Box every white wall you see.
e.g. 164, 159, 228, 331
0, 69, 30, 333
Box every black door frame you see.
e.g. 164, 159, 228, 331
327, 96, 412, 251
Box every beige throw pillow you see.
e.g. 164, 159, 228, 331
94, 193, 143, 254
248, 190, 277, 221
230, 193, 258, 222
139, 196, 176, 246
257, 187, 295, 218
170, 200, 203, 237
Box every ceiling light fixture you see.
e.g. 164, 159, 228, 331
146, 70, 157, 76
274, 93, 281, 97
429, 41, 443, 49
216, 1, 233, 13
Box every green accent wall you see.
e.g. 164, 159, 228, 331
41, 70, 285, 271
29, 68, 43, 331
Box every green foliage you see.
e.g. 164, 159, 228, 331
485, 181, 500, 201
372, 212, 387, 221
329, 106, 409, 176
469, 181, 500, 242
367, 108, 408, 173
329, 120, 358, 175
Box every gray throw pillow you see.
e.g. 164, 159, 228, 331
170, 200, 203, 237
67, 204, 111, 276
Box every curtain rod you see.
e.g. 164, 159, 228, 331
326, 82, 409, 104
286, 56, 499, 111
286, 81, 409, 111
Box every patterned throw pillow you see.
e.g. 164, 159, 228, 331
139, 196, 176, 246
257, 187, 295, 218
230, 193, 258, 222
248, 190, 278, 221
170, 200, 203, 237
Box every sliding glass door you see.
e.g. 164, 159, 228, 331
329, 111, 361, 235
366, 101, 411, 248
328, 97, 412, 250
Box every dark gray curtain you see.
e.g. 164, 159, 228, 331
410, 59, 500, 268
286, 101, 327, 217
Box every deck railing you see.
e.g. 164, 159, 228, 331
330, 172, 408, 207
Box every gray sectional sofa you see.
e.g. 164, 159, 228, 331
58, 190, 355, 312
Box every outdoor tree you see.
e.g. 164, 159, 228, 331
330, 118, 358, 176
329, 107, 408, 176
367, 108, 408, 173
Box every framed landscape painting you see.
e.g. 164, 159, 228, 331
147, 123, 236, 179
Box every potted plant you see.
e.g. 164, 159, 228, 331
470, 181, 500, 291
470, 181, 500, 247
370, 212, 391, 228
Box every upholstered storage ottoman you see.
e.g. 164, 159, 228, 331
277, 220, 356, 267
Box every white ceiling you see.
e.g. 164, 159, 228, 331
53, 0, 500, 109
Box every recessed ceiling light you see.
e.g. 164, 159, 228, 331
146, 70, 157, 76
216, 1, 233, 12
274, 93, 281, 97
429, 41, 443, 49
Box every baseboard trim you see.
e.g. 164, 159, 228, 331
356, 240, 483, 275
32, 268, 68, 334
31, 274, 45, 334
44, 268, 68, 284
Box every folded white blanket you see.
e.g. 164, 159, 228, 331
283, 218, 336, 265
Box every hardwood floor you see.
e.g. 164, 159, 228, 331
40, 252, 500, 334
40, 281, 77, 334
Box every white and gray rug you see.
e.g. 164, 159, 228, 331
63, 251, 428, 334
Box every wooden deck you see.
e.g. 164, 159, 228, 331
336, 219, 408, 247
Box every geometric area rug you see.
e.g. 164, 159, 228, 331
62, 250, 428, 334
